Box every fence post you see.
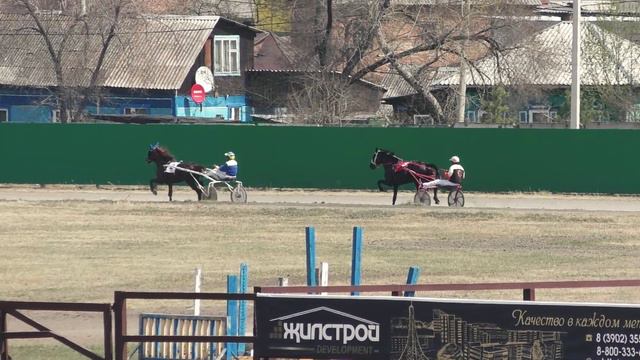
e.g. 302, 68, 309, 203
319, 262, 329, 295
305, 227, 317, 287
523, 288, 536, 301
351, 226, 363, 296
404, 266, 421, 297
194, 267, 202, 316
238, 263, 249, 355
1, 309, 7, 360
113, 291, 127, 360
103, 308, 113, 360
226, 275, 239, 360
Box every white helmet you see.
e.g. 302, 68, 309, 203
224, 151, 235, 158
449, 155, 460, 163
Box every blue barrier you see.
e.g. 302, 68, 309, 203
351, 227, 363, 295
404, 266, 421, 297
305, 227, 317, 287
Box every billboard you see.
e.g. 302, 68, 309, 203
255, 294, 640, 359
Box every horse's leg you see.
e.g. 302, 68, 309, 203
377, 179, 388, 192
168, 184, 173, 201
392, 185, 398, 205
186, 177, 203, 201
434, 188, 440, 205
149, 179, 157, 195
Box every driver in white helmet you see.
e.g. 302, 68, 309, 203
208, 151, 238, 180
446, 155, 465, 184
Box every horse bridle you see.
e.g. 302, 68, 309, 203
371, 150, 403, 167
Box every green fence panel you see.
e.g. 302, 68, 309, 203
1, 123, 638, 194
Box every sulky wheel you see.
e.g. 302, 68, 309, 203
204, 182, 218, 201
447, 189, 464, 207
413, 190, 431, 206
230, 184, 247, 203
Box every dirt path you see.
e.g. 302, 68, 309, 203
1, 185, 639, 211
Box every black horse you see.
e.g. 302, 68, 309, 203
147, 143, 206, 201
370, 148, 440, 205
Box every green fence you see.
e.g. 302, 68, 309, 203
1, 123, 638, 194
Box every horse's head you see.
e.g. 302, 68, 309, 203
146, 143, 174, 164
370, 148, 400, 169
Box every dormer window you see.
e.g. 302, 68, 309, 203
214, 35, 240, 76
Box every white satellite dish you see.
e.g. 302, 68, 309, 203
195, 66, 215, 93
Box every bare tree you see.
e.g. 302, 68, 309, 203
7, 0, 134, 122
287, 0, 540, 123
583, 13, 640, 122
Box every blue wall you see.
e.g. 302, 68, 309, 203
0, 90, 251, 122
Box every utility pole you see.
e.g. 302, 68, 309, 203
456, 0, 470, 124
570, 0, 581, 129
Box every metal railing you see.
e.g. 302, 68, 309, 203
255, 279, 640, 301
0, 300, 112, 360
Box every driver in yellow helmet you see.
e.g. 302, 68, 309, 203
208, 151, 238, 180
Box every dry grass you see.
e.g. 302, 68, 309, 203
3, 197, 640, 359
2, 199, 640, 305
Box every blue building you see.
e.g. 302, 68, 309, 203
0, 14, 261, 123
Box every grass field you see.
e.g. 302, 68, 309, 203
2, 195, 640, 359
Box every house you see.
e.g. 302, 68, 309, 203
248, 32, 387, 123
0, 14, 261, 123
383, 21, 640, 125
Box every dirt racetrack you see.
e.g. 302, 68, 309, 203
1, 184, 640, 211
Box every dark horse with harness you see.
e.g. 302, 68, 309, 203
370, 148, 440, 205
147, 143, 206, 201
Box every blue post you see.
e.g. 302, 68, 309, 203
351, 226, 363, 296
305, 226, 317, 286
404, 266, 421, 297
226, 275, 238, 360
237, 263, 248, 355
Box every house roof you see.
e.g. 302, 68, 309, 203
246, 68, 387, 91
254, 32, 320, 71
381, 67, 461, 100
336, 0, 543, 5
381, 21, 640, 98
540, 1, 640, 15
431, 21, 640, 87
0, 14, 256, 90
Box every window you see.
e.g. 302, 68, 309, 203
0, 109, 7, 122
214, 35, 240, 76
466, 111, 477, 123
626, 104, 640, 122
52, 109, 60, 123
124, 108, 149, 115
229, 107, 241, 121
519, 111, 528, 123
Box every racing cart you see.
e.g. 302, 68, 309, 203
402, 166, 465, 207
164, 162, 247, 203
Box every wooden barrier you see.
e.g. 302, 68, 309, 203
113, 292, 255, 360
139, 313, 225, 360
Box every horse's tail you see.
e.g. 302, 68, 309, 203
425, 162, 440, 178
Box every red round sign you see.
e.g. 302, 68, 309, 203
190, 84, 206, 104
